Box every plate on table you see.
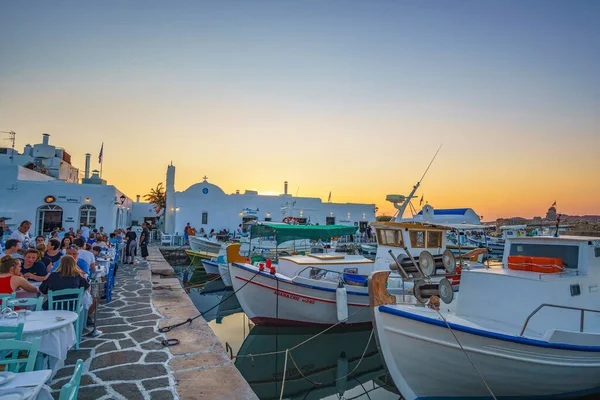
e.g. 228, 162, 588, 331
0, 372, 16, 385
0, 388, 33, 400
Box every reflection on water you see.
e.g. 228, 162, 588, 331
176, 266, 399, 400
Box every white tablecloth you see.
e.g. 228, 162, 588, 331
21, 310, 77, 362
0, 370, 53, 400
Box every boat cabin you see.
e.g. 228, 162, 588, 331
370, 221, 448, 266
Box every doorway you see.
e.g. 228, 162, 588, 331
37, 205, 63, 236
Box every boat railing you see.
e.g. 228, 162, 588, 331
519, 303, 600, 336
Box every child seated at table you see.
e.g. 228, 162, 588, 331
0, 256, 38, 294
39, 255, 89, 310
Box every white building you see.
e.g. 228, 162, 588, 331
0, 134, 134, 236
161, 164, 376, 235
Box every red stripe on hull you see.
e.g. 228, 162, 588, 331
235, 276, 368, 307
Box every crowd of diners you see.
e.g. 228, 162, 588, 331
0, 220, 152, 326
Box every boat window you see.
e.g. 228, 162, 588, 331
427, 231, 442, 248
376, 229, 404, 247
409, 230, 425, 248
202, 212, 208, 225
510, 243, 579, 269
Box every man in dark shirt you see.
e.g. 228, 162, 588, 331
140, 223, 149, 261
21, 249, 48, 282
125, 227, 137, 264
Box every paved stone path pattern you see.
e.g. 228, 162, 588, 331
49, 262, 178, 400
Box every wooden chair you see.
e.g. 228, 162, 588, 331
0, 292, 16, 311
0, 322, 24, 340
0, 338, 40, 372
59, 359, 84, 400
5, 296, 44, 311
47, 288, 84, 349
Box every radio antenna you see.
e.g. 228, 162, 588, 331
1, 131, 16, 164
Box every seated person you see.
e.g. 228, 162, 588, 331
108, 233, 119, 247
94, 236, 108, 250
44, 238, 63, 267
73, 238, 96, 271
51, 246, 92, 277
87, 232, 96, 245
39, 255, 89, 310
35, 243, 53, 269
0, 256, 38, 294
21, 249, 48, 282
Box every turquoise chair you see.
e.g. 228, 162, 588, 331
48, 288, 84, 350
5, 296, 44, 311
59, 359, 83, 400
0, 292, 16, 311
0, 322, 24, 340
0, 338, 40, 372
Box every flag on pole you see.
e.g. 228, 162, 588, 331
98, 142, 104, 164
327, 191, 331, 202
420, 195, 424, 206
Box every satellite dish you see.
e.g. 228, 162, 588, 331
418, 251, 435, 276
386, 194, 407, 203
439, 278, 454, 304
442, 249, 456, 273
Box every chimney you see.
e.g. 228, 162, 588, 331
42, 133, 50, 145
284, 181, 288, 195
84, 153, 91, 179
136, 195, 140, 203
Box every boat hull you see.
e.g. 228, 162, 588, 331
373, 305, 600, 400
218, 263, 232, 287
230, 262, 371, 326
189, 236, 223, 253
201, 259, 220, 275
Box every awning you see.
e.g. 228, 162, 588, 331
251, 222, 357, 244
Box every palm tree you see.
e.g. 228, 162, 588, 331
144, 182, 166, 216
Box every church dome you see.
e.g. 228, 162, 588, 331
183, 178, 226, 197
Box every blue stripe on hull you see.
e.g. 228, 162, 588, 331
379, 305, 600, 352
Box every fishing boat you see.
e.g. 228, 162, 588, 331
369, 234, 600, 399
234, 325, 388, 400
189, 235, 223, 253
230, 221, 475, 326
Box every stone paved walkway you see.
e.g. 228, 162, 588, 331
48, 262, 178, 400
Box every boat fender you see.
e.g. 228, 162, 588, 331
336, 351, 348, 396
336, 282, 348, 323
258, 262, 265, 272
266, 259, 276, 274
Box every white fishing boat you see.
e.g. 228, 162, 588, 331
189, 235, 223, 253
234, 325, 387, 400
369, 235, 600, 399
230, 221, 475, 326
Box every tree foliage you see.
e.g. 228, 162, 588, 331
144, 182, 166, 215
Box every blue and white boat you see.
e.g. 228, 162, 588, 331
369, 234, 600, 399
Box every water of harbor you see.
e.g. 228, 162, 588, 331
175, 266, 400, 400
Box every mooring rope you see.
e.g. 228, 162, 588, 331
434, 309, 497, 400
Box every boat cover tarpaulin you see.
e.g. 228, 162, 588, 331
251, 223, 357, 244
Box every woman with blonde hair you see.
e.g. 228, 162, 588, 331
0, 256, 38, 294
39, 255, 89, 309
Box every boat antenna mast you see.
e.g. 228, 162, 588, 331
391, 144, 442, 221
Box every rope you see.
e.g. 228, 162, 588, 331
158, 269, 261, 333
434, 309, 497, 400
279, 349, 289, 400
232, 305, 369, 360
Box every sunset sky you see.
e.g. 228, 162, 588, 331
1, 1, 598, 220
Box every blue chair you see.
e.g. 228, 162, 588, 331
0, 338, 40, 372
0, 322, 24, 340
59, 359, 83, 400
5, 296, 44, 311
0, 292, 16, 311
48, 288, 84, 349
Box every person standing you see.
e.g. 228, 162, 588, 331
81, 223, 90, 240
125, 227, 137, 264
10, 220, 32, 253
140, 223, 150, 261
184, 223, 191, 245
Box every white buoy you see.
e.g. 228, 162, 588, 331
336, 351, 348, 396
336, 281, 348, 323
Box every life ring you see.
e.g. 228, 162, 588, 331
282, 216, 298, 225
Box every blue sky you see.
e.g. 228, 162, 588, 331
1, 1, 599, 218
